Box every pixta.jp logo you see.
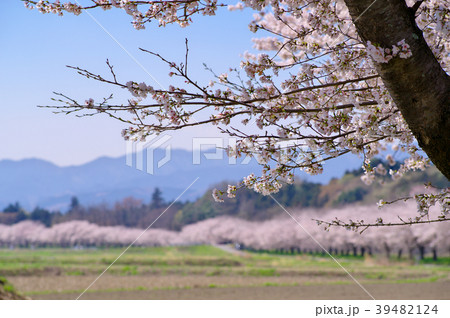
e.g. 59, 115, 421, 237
126, 135, 253, 175
126, 135, 172, 175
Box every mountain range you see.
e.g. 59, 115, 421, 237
0, 148, 363, 211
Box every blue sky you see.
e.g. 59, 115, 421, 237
1, 1, 256, 166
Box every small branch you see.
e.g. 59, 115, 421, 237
106, 59, 118, 84
314, 217, 450, 234
411, 1, 424, 14
184, 38, 189, 77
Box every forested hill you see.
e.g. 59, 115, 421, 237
1, 159, 448, 230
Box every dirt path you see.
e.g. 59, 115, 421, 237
32, 281, 450, 300
213, 244, 248, 256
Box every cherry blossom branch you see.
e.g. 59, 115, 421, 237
315, 186, 450, 233
315, 216, 450, 234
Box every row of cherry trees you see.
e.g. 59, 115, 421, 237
0, 201, 448, 259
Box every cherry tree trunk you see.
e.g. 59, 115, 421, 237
344, 0, 450, 179
432, 248, 437, 261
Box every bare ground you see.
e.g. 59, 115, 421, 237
9, 274, 337, 293
31, 281, 450, 300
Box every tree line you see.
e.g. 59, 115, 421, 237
0, 188, 181, 230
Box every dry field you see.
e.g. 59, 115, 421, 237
0, 246, 448, 300
31, 282, 450, 300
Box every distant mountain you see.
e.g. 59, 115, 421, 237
0, 148, 363, 211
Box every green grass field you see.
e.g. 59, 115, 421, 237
0, 246, 449, 299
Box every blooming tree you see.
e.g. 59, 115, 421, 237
23, 0, 449, 226
1, 202, 448, 258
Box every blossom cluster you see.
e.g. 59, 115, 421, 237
212, 188, 224, 202
366, 39, 413, 63
24, 0, 223, 29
